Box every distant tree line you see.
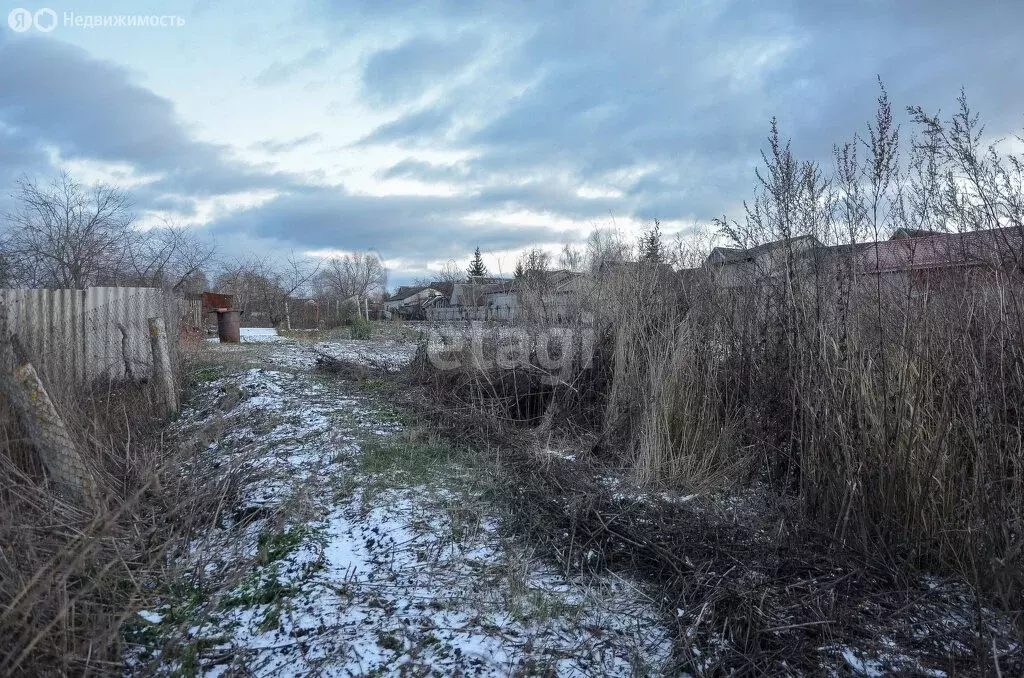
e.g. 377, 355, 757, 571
0, 172, 213, 292
0, 170, 391, 329
448, 223, 675, 288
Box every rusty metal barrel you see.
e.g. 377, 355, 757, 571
216, 310, 241, 343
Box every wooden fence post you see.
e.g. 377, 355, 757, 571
148, 317, 178, 416
0, 335, 98, 504
117, 323, 135, 381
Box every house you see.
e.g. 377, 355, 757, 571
512, 269, 589, 322
705, 235, 823, 288
384, 285, 439, 315
384, 284, 446, 319
424, 271, 593, 322
854, 227, 1022, 275
449, 277, 509, 308
702, 228, 1024, 300
853, 226, 1023, 300
432, 277, 517, 321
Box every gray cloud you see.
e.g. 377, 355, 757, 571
206, 185, 572, 263
336, 0, 1024, 226
0, 34, 298, 208
5, 1, 1024, 288
0, 125, 48, 187
254, 47, 332, 87
252, 133, 325, 153
376, 159, 473, 183
362, 34, 480, 107
353, 105, 453, 147
474, 182, 620, 221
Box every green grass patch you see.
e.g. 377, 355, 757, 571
377, 630, 403, 652
192, 365, 224, 384
256, 524, 314, 565
358, 428, 458, 485
221, 568, 299, 608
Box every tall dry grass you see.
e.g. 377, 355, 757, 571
625, 88, 1024, 607
418, 88, 1024, 611
0, 330, 241, 675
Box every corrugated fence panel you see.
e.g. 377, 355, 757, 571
0, 288, 87, 390
1, 286, 174, 388
84, 287, 165, 382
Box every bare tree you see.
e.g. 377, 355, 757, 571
317, 252, 388, 300
408, 259, 466, 288
665, 223, 717, 270
213, 259, 275, 317
123, 218, 216, 292
584, 227, 631, 271
1, 172, 135, 288
215, 254, 321, 327
558, 243, 584, 271
518, 247, 552, 274
0, 252, 11, 288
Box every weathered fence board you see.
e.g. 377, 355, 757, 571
182, 296, 203, 332
84, 287, 168, 382
0, 287, 179, 389
0, 288, 86, 388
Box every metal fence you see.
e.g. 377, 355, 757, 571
0, 286, 180, 389
427, 305, 517, 322
182, 296, 204, 332
425, 300, 576, 323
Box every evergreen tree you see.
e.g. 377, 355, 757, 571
467, 247, 488, 277
514, 260, 525, 278
639, 219, 664, 264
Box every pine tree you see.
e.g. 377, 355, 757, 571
639, 219, 663, 264
467, 247, 488, 277
514, 261, 525, 278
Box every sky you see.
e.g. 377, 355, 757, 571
1, 0, 1022, 286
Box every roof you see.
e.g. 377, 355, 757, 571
856, 227, 1024, 274
891, 228, 944, 239
389, 285, 437, 301
512, 268, 585, 291
598, 260, 674, 276
427, 281, 454, 298
703, 229, 1024, 276
707, 235, 822, 265
198, 291, 233, 312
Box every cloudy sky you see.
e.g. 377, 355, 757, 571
1, 0, 1022, 285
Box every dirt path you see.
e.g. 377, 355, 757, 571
129, 335, 672, 676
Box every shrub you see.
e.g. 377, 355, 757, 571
416, 88, 1024, 610
349, 317, 372, 340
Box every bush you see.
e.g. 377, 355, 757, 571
349, 317, 372, 340
0, 332, 238, 674
416, 88, 1024, 611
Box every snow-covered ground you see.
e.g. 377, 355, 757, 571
205, 328, 418, 372
271, 339, 418, 373
205, 327, 287, 343
239, 327, 286, 342
130, 335, 672, 676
